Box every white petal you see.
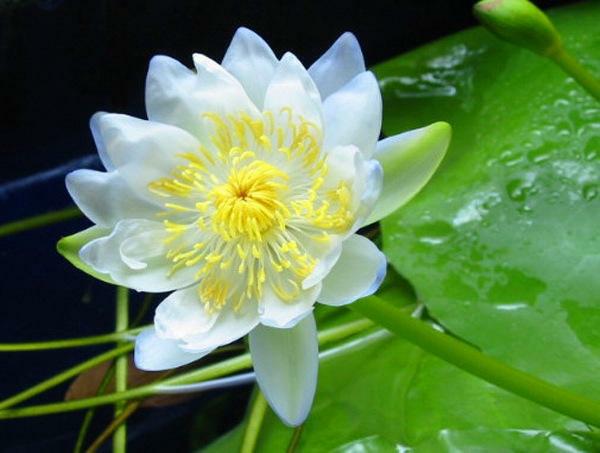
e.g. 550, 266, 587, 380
308, 32, 365, 100
90, 112, 115, 171
154, 286, 218, 341
134, 327, 211, 371
91, 113, 200, 202
249, 314, 318, 427
264, 53, 322, 127
192, 53, 262, 116
318, 234, 386, 306
302, 241, 342, 289
322, 71, 382, 158
146, 54, 260, 139
365, 122, 451, 225
259, 283, 320, 329
145, 55, 204, 137
66, 169, 159, 227
324, 144, 361, 183
79, 219, 197, 292
323, 145, 382, 236
348, 158, 383, 235
180, 300, 259, 352
222, 27, 278, 109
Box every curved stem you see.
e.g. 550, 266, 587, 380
74, 364, 116, 453
87, 402, 140, 453
550, 46, 600, 102
0, 206, 81, 238
286, 425, 304, 453
351, 296, 600, 428
75, 293, 151, 452
240, 390, 268, 453
113, 287, 129, 453
0, 318, 374, 419
0, 326, 147, 352
0, 343, 133, 410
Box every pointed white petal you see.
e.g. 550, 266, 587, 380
91, 113, 200, 202
348, 158, 383, 235
154, 286, 218, 341
249, 314, 318, 427
145, 55, 207, 138
322, 71, 382, 158
79, 219, 198, 292
192, 53, 262, 116
90, 112, 115, 171
350, 159, 383, 233
318, 234, 386, 306
222, 27, 278, 109
259, 283, 320, 329
302, 242, 342, 289
134, 327, 211, 371
146, 54, 260, 139
264, 52, 322, 127
365, 121, 451, 225
66, 169, 159, 228
323, 145, 382, 236
180, 300, 260, 352
308, 32, 365, 100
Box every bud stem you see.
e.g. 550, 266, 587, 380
474, 0, 600, 103
550, 46, 600, 102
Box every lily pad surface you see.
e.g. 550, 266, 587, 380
379, 1, 600, 397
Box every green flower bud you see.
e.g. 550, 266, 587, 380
473, 0, 562, 56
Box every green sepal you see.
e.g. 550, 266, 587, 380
365, 121, 451, 225
56, 226, 117, 285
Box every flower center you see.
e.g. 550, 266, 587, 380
209, 160, 290, 241
148, 109, 355, 313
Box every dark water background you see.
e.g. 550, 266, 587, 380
0, 0, 575, 451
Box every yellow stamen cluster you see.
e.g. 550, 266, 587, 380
210, 160, 290, 241
147, 109, 355, 313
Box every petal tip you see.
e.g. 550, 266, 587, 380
280, 51, 301, 66
339, 30, 359, 44
278, 409, 310, 427
232, 26, 259, 41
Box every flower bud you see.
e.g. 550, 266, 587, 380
473, 0, 562, 56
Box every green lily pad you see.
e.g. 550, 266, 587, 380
379, 1, 600, 395
203, 3, 600, 451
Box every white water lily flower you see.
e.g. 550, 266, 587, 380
60, 28, 450, 426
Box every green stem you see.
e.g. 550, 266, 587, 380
0, 343, 133, 410
351, 296, 600, 428
0, 318, 373, 419
0, 206, 81, 238
113, 287, 129, 453
75, 292, 149, 453
129, 294, 154, 328
0, 326, 147, 352
73, 365, 116, 453
88, 402, 140, 453
240, 390, 268, 453
550, 46, 600, 102
286, 424, 304, 453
